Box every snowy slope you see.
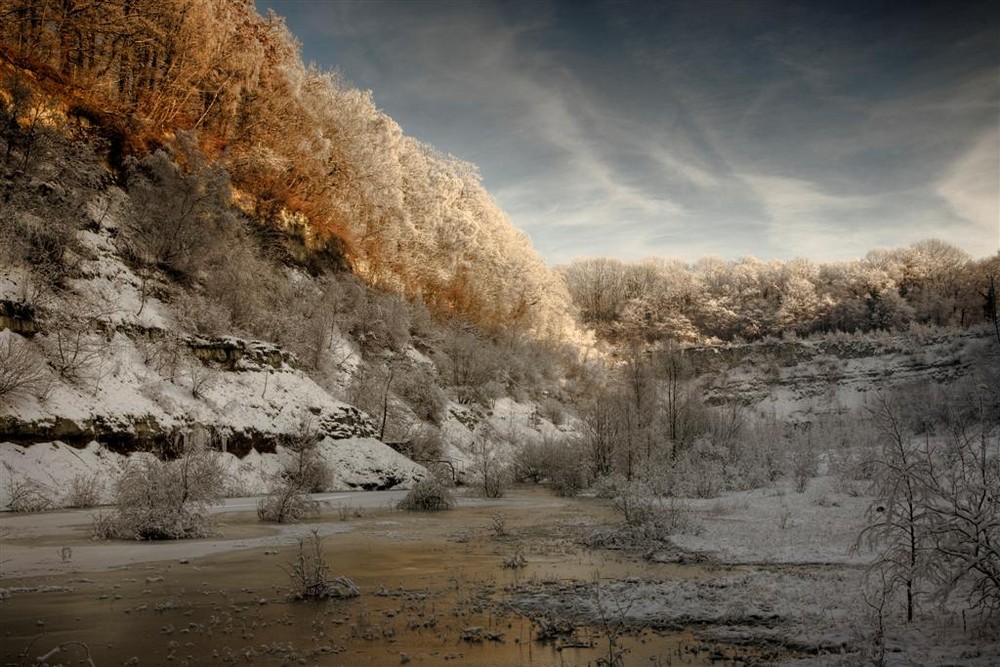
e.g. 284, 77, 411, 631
0, 211, 430, 507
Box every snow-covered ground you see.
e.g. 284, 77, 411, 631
670, 476, 873, 565
511, 474, 999, 666
0, 436, 426, 509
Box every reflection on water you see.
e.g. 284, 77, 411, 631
1, 493, 762, 665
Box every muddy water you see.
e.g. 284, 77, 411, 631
1, 491, 760, 666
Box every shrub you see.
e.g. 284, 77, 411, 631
392, 360, 446, 424
469, 431, 509, 499
548, 455, 589, 498
257, 479, 320, 523
92, 438, 224, 540
0, 330, 48, 403
537, 397, 566, 427
64, 473, 103, 508
789, 441, 819, 493
596, 474, 700, 547
6, 477, 54, 513
671, 439, 726, 498
511, 436, 550, 484
829, 449, 871, 497
286, 530, 359, 601
512, 435, 590, 497
407, 423, 445, 461
397, 477, 455, 511
125, 138, 236, 282
281, 417, 331, 493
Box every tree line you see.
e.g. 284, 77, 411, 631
561, 241, 999, 345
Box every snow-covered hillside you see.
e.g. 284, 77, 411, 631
1, 203, 570, 508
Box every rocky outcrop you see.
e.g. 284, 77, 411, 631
0, 300, 38, 337
0, 406, 377, 457
692, 329, 1000, 421
186, 336, 295, 370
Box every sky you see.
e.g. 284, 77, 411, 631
257, 0, 999, 265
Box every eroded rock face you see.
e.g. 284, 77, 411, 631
691, 329, 1000, 421
0, 300, 38, 337
0, 408, 378, 458
186, 336, 294, 370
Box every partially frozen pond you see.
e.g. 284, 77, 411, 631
2, 486, 995, 665
2, 489, 772, 665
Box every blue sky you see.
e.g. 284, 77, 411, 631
257, 0, 998, 265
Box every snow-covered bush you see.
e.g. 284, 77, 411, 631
92, 441, 224, 540
63, 472, 103, 508
397, 476, 454, 511
392, 360, 446, 425
257, 479, 319, 523
591, 474, 699, 548
829, 448, 871, 497
280, 418, 331, 492
469, 429, 510, 499
789, 440, 819, 493
537, 397, 566, 427
6, 477, 55, 513
258, 418, 329, 522
125, 139, 236, 282
671, 439, 727, 498
511, 434, 588, 497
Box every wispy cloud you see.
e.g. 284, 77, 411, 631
937, 129, 1000, 251
742, 173, 891, 259
262, 0, 998, 263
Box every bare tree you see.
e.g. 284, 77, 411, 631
857, 384, 1000, 623
857, 393, 930, 622
921, 386, 1000, 618
469, 424, 509, 499
0, 331, 48, 404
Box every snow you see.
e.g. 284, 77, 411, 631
0, 441, 125, 506
0, 437, 425, 509
670, 476, 874, 565
510, 472, 1000, 665
313, 437, 426, 490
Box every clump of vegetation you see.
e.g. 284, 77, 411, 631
91, 436, 223, 540
0, 331, 48, 405
512, 434, 589, 497
5, 477, 55, 513
286, 530, 359, 601
588, 474, 699, 550
397, 476, 455, 511
469, 427, 510, 499
257, 481, 320, 523
490, 514, 509, 537
259, 417, 330, 524
63, 472, 103, 509
501, 546, 527, 570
